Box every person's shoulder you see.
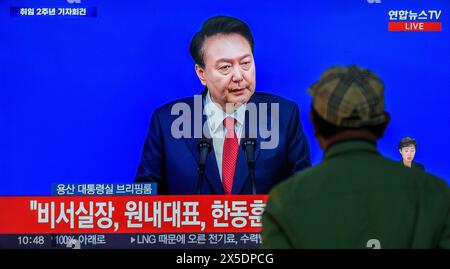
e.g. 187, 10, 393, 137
383, 157, 434, 179
416, 171, 450, 208
153, 95, 198, 115
394, 160, 449, 196
268, 165, 320, 203
413, 161, 425, 170
417, 170, 449, 193
253, 92, 298, 107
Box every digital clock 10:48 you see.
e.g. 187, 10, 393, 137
17, 236, 45, 245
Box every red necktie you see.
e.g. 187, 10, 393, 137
222, 116, 238, 194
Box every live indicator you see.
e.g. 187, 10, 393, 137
388, 22, 442, 32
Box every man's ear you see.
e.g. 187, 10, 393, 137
195, 64, 207, 86
399, 149, 402, 155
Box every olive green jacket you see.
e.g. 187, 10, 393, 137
262, 140, 450, 249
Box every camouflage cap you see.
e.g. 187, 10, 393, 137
308, 65, 388, 128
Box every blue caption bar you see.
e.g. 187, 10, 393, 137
10, 7, 97, 17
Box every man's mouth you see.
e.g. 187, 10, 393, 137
230, 88, 245, 94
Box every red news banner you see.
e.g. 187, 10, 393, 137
0, 195, 267, 234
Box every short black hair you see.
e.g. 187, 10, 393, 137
310, 106, 388, 139
399, 137, 417, 149
189, 16, 254, 68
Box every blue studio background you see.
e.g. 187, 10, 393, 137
0, 0, 449, 195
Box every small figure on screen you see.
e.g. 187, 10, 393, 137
398, 136, 425, 170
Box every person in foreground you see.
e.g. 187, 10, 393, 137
262, 65, 450, 249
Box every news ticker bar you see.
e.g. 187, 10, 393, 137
0, 233, 261, 249
0, 195, 267, 234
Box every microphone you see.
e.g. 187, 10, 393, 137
241, 135, 257, 194
197, 138, 212, 194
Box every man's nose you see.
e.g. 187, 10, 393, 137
231, 66, 244, 82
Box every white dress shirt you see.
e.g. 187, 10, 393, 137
204, 91, 246, 182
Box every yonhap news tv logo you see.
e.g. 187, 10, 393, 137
388, 9, 442, 32
365, 0, 443, 32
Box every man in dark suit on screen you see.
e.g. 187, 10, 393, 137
135, 16, 311, 194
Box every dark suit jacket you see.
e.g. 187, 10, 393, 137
401, 160, 425, 171
135, 90, 311, 194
